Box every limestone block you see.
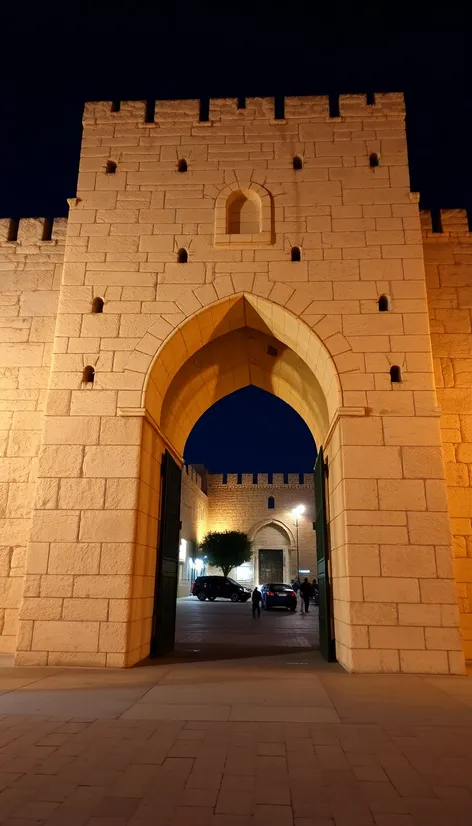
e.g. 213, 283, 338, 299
7, 431, 41, 458
98, 543, 134, 575
83, 445, 140, 478
420, 579, 457, 604
399, 650, 449, 674
62, 598, 108, 621
73, 574, 131, 599
348, 648, 401, 673
48, 542, 100, 575
40, 575, 73, 597
380, 544, 436, 578
21, 598, 62, 620
0, 343, 44, 367
43, 416, 100, 445
369, 626, 425, 650
363, 577, 420, 603
31, 511, 79, 543
98, 621, 128, 653
402, 447, 445, 479
70, 391, 117, 417
343, 446, 402, 479
20, 292, 59, 317
81, 315, 120, 338
105, 479, 139, 510
25, 543, 49, 575
34, 479, 58, 510
0, 578, 24, 608
59, 478, 106, 510
378, 480, 426, 511
79, 510, 135, 542
31, 620, 99, 652
408, 512, 451, 545
38, 445, 83, 478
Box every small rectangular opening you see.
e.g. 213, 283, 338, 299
111, 100, 121, 112
268, 472, 273, 484
237, 97, 246, 109
328, 93, 340, 118
466, 207, 472, 232
199, 98, 210, 122
145, 100, 156, 123
42, 218, 53, 241
274, 96, 285, 119
237, 472, 242, 485
366, 92, 375, 106
252, 473, 258, 484
299, 472, 304, 484
222, 473, 228, 485
431, 208, 443, 233
283, 472, 288, 484
7, 219, 19, 242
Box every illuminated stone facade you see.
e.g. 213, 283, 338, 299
0, 94, 469, 672
178, 469, 315, 595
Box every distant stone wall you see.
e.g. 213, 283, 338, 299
423, 209, 472, 659
206, 473, 315, 585
0, 218, 66, 652
179, 466, 208, 596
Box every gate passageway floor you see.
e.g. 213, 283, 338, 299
174, 596, 319, 661
0, 654, 469, 823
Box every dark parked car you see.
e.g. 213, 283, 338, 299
191, 576, 251, 603
261, 583, 297, 611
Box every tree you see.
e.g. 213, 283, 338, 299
199, 530, 252, 578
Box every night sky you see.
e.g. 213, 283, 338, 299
3, 16, 470, 472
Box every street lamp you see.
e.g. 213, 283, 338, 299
291, 504, 305, 580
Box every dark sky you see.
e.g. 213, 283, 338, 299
184, 387, 317, 473
2, 15, 470, 472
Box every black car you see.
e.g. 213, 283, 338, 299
191, 576, 251, 603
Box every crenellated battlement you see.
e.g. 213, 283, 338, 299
207, 472, 314, 488
83, 93, 405, 126
0, 217, 67, 248
421, 208, 472, 239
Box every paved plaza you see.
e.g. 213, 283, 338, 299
0, 602, 469, 823
175, 597, 319, 660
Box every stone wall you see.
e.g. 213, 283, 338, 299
6, 94, 464, 673
423, 209, 472, 659
179, 466, 208, 596
0, 218, 65, 652
206, 473, 315, 584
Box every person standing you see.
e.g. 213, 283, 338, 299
299, 577, 313, 614
251, 586, 262, 619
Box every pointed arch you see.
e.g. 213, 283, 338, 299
248, 518, 295, 549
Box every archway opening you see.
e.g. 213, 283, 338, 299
174, 386, 319, 660
139, 295, 340, 663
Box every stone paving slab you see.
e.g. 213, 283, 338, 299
0, 654, 469, 823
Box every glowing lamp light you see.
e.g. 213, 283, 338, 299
292, 504, 305, 518
189, 558, 204, 573
179, 538, 187, 562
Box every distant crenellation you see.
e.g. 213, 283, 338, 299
207, 472, 315, 488
83, 94, 405, 126
420, 208, 472, 238
0, 217, 67, 247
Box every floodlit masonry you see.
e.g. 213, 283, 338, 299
179, 467, 316, 596
0, 94, 470, 672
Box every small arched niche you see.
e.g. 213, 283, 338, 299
177, 248, 188, 263
293, 156, 303, 170
92, 297, 104, 314
226, 189, 261, 235
378, 294, 391, 312
268, 496, 275, 509
291, 247, 301, 262
106, 160, 117, 174
390, 365, 402, 383
369, 152, 380, 168
177, 159, 188, 173
82, 365, 95, 384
